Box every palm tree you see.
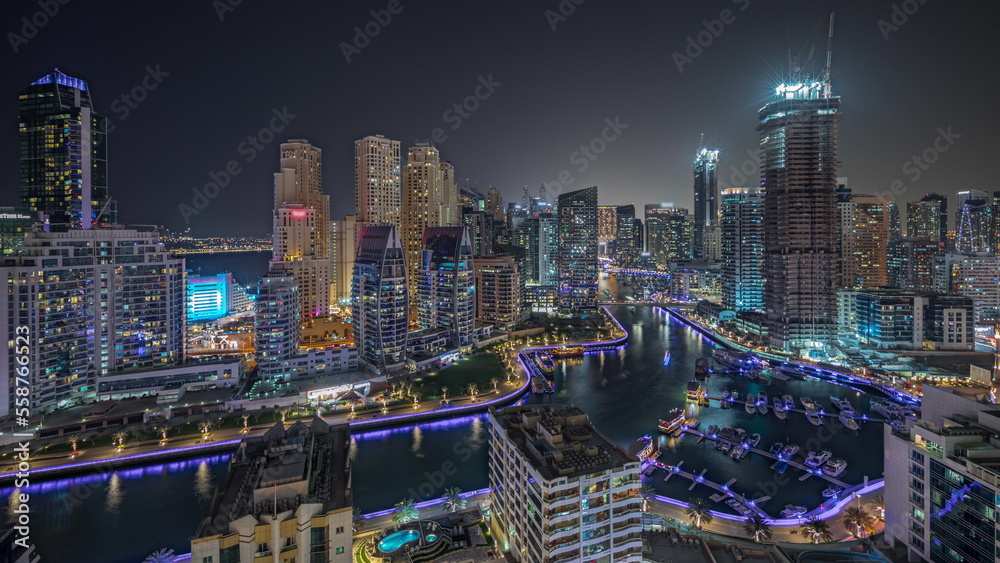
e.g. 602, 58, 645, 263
113, 431, 129, 449
198, 420, 213, 438
143, 548, 176, 563
67, 436, 79, 454
467, 383, 479, 401
154, 426, 168, 442
241, 414, 250, 430
639, 484, 656, 513
442, 487, 467, 513
279, 408, 289, 423
379, 391, 390, 412
352, 506, 365, 533
441, 386, 449, 400
743, 515, 772, 543
392, 498, 419, 528
842, 506, 875, 538
869, 495, 885, 521
799, 517, 833, 544
685, 497, 713, 529
411, 393, 421, 409
490, 377, 500, 392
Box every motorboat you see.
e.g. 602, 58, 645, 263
682, 417, 700, 430
774, 461, 788, 474
805, 450, 833, 468
757, 392, 768, 415
830, 397, 855, 415
730, 445, 744, 459
839, 412, 860, 431
822, 486, 843, 498
745, 399, 756, 415
781, 444, 799, 458
780, 505, 807, 518
822, 458, 848, 477
722, 388, 731, 399
800, 396, 817, 410
769, 442, 784, 454
748, 433, 761, 448
806, 411, 823, 426
783, 395, 795, 410
720, 441, 732, 453
773, 399, 787, 420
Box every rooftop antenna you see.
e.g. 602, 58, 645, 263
823, 12, 835, 97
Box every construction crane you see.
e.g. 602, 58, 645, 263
823, 12, 835, 98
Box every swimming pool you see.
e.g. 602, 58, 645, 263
426, 534, 438, 542
378, 530, 421, 553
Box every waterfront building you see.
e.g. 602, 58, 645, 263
614, 204, 641, 267
187, 272, 234, 322
839, 195, 891, 288
19, 69, 115, 228
884, 385, 1000, 563
417, 227, 475, 349
271, 140, 332, 318
474, 249, 526, 331
948, 254, 1000, 324
524, 284, 559, 314
692, 146, 719, 260
760, 79, 842, 351
847, 289, 973, 350
513, 213, 559, 286
0, 227, 185, 415
557, 186, 599, 317
669, 263, 723, 303
402, 144, 458, 294
955, 190, 995, 255
351, 225, 408, 372
331, 215, 358, 305
354, 134, 401, 228
254, 270, 302, 378
720, 187, 765, 312
487, 405, 644, 563
192, 419, 353, 563
644, 205, 691, 268
597, 205, 617, 257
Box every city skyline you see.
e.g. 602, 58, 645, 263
2, 1, 997, 236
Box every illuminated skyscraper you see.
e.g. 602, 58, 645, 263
254, 269, 302, 379
557, 186, 598, 317
644, 205, 691, 268
906, 198, 944, 242
352, 225, 408, 372
955, 189, 995, 254
839, 195, 890, 288
614, 204, 640, 266
692, 146, 719, 259
417, 226, 475, 349
354, 135, 401, 227
514, 213, 558, 286
597, 205, 617, 256
19, 69, 115, 228
760, 80, 842, 350
917, 193, 949, 243
271, 140, 331, 317
402, 144, 458, 294
720, 187, 765, 312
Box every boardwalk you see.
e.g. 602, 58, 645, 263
701, 395, 891, 425
646, 459, 771, 519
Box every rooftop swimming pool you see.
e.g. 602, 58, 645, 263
378, 530, 420, 553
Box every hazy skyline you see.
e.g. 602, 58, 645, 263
2, 0, 998, 235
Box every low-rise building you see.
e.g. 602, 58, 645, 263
487, 405, 643, 563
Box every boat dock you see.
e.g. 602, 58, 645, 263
644, 459, 771, 519
701, 395, 889, 425
681, 429, 850, 489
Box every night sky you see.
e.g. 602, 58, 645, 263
1, 0, 997, 236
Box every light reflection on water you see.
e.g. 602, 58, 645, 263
105, 473, 124, 515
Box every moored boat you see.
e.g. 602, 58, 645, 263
774, 461, 788, 474
780, 505, 807, 518
748, 433, 761, 448
745, 399, 756, 415
839, 412, 860, 431
534, 351, 556, 373
822, 458, 848, 477
800, 396, 817, 410
806, 411, 823, 426
769, 442, 784, 454
805, 450, 833, 468
781, 444, 800, 458
783, 395, 794, 410
550, 345, 585, 358
774, 401, 787, 420
659, 413, 685, 434
822, 486, 843, 498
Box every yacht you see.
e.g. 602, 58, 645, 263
730, 444, 744, 459
839, 412, 860, 431
773, 399, 787, 420
830, 397, 855, 415
658, 413, 685, 434
758, 396, 768, 416
822, 458, 848, 477
748, 433, 761, 448
682, 417, 700, 430
720, 441, 731, 453
806, 411, 823, 426
769, 442, 784, 454
781, 444, 800, 458
722, 388, 731, 400
822, 486, 843, 498
780, 505, 808, 518
805, 450, 833, 468
783, 395, 795, 410
800, 396, 817, 410
745, 399, 756, 415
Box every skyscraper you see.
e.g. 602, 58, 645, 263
271, 140, 331, 317
614, 204, 640, 266
760, 78, 842, 351
918, 193, 949, 243
895, 237, 942, 292
418, 226, 475, 349
557, 186, 598, 317
254, 269, 302, 379
692, 146, 719, 259
474, 250, 525, 332
354, 135, 401, 227
351, 225, 408, 372
955, 189, 995, 255
906, 198, 944, 242
402, 144, 457, 293
19, 69, 115, 228
839, 194, 890, 288
0, 227, 184, 414
720, 187, 765, 312
597, 205, 617, 257
331, 215, 358, 304
514, 213, 559, 285
644, 205, 692, 268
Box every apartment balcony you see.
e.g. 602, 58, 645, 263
545, 510, 579, 528
543, 491, 580, 505
548, 538, 581, 559
546, 523, 580, 543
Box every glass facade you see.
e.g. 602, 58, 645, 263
928, 460, 999, 562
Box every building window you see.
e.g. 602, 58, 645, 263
335, 526, 344, 534
202, 558, 213, 563
336, 547, 345, 554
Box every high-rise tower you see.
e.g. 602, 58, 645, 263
402, 144, 458, 293
557, 186, 599, 317
354, 135, 401, 227
720, 187, 765, 312
417, 226, 475, 349
760, 15, 842, 351
692, 146, 719, 259
19, 69, 114, 228
351, 225, 408, 372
